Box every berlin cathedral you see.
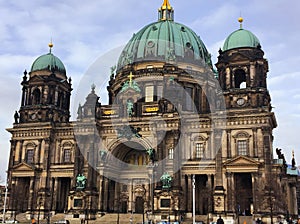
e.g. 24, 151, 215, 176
5, 0, 299, 223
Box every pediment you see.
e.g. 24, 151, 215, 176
28, 75, 45, 82
13, 162, 35, 172
228, 52, 250, 62
224, 155, 260, 167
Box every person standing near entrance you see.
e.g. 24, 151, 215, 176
217, 215, 224, 224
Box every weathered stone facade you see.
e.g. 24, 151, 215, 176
5, 1, 298, 223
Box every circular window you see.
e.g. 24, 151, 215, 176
237, 98, 245, 106
147, 41, 155, 48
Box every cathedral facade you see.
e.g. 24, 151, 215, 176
5, 1, 298, 223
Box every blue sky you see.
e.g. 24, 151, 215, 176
0, 0, 300, 182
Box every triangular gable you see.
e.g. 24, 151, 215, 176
12, 162, 35, 176
224, 155, 260, 172
228, 52, 250, 62
28, 75, 45, 82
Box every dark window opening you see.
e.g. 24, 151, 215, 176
32, 88, 41, 105
160, 199, 170, 208
234, 69, 247, 88
26, 149, 34, 164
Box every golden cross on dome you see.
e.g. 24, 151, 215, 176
128, 72, 133, 87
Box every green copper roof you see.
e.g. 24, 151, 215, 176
223, 28, 260, 51
31, 52, 66, 74
117, 20, 212, 70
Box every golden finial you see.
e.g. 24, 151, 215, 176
48, 39, 53, 53
161, 0, 172, 10
238, 17, 244, 29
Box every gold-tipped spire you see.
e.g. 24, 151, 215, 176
158, 0, 174, 21
238, 16, 244, 29
161, 0, 172, 10
48, 39, 53, 53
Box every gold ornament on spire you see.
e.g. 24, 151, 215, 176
238, 17, 244, 29
48, 40, 53, 53
161, 0, 172, 10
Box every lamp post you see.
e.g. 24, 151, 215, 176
37, 197, 42, 224
192, 174, 195, 224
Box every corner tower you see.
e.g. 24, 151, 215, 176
19, 42, 72, 123
216, 17, 271, 111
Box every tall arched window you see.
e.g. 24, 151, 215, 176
233, 132, 251, 156
168, 147, 174, 160
32, 88, 41, 105
62, 142, 73, 163
25, 143, 36, 164
234, 69, 247, 89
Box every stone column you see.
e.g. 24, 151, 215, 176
98, 175, 104, 211
28, 177, 35, 210
226, 131, 231, 158
207, 174, 213, 213
252, 128, 258, 157
226, 172, 234, 213
180, 175, 186, 211
103, 178, 109, 211
251, 173, 258, 214
187, 175, 192, 212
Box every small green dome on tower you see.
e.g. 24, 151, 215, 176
31, 42, 66, 74
223, 17, 261, 51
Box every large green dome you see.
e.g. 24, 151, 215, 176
31, 52, 66, 74
117, 19, 212, 70
223, 28, 260, 51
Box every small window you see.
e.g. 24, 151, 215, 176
168, 147, 174, 160
26, 150, 34, 164
160, 199, 170, 208
64, 149, 71, 163
157, 86, 163, 101
195, 143, 204, 159
145, 86, 154, 102
237, 140, 248, 155
74, 199, 83, 207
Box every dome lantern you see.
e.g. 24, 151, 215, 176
158, 0, 174, 21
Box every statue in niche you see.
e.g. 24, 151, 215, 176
146, 148, 155, 163
127, 99, 134, 117
99, 150, 107, 161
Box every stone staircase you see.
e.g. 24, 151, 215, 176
97, 213, 143, 223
